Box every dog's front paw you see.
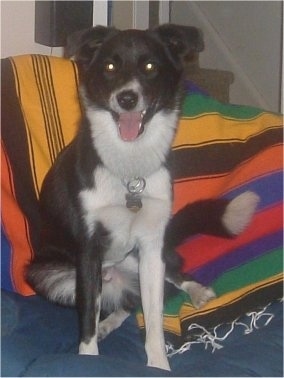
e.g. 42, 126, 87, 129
145, 340, 171, 371
181, 281, 216, 309
147, 356, 171, 371
79, 339, 99, 355
98, 309, 130, 341
98, 318, 114, 341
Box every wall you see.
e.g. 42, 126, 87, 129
1, 1, 282, 112
1, 1, 63, 57
171, 1, 283, 112
111, 1, 134, 29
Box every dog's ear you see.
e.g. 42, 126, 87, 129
154, 24, 204, 61
65, 25, 117, 69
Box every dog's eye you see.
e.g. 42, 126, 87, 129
144, 62, 156, 73
104, 62, 116, 73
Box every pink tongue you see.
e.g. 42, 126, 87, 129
118, 112, 141, 141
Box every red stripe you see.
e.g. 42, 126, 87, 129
173, 144, 282, 213
1, 142, 35, 295
177, 204, 282, 273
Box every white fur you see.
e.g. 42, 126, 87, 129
79, 166, 172, 264
139, 238, 170, 370
78, 73, 179, 370
79, 338, 99, 355
109, 79, 146, 114
180, 281, 216, 309
222, 191, 260, 235
98, 309, 130, 340
101, 255, 140, 313
78, 119, 174, 369
29, 266, 76, 306
86, 107, 178, 180
79, 295, 101, 355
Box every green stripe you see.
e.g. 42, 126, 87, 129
163, 291, 189, 316
181, 94, 273, 119
161, 248, 283, 315
212, 247, 283, 296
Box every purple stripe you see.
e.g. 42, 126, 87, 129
222, 170, 283, 211
189, 230, 283, 285
180, 171, 283, 247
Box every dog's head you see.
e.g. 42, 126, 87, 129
66, 24, 203, 142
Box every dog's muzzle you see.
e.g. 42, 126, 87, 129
111, 89, 146, 142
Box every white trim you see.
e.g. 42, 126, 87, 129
93, 0, 108, 26
159, 1, 170, 24
133, 0, 149, 29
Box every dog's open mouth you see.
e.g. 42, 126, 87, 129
118, 110, 146, 142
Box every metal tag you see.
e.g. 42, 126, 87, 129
125, 193, 142, 212
127, 177, 146, 194
125, 177, 146, 212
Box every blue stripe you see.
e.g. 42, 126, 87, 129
223, 170, 283, 211
1, 226, 15, 292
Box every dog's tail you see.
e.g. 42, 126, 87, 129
165, 191, 260, 248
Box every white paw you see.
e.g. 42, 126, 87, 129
147, 355, 171, 371
181, 281, 216, 309
222, 191, 260, 236
145, 337, 171, 371
98, 319, 114, 341
79, 337, 99, 355
98, 309, 130, 341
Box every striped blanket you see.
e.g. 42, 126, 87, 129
1, 55, 283, 346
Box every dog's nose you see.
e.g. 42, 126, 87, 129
117, 90, 138, 111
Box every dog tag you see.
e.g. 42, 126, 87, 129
125, 193, 142, 212
124, 177, 146, 212
126, 177, 146, 194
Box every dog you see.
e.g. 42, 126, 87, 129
26, 24, 259, 371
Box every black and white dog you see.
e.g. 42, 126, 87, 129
26, 25, 259, 370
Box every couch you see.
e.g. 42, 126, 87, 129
1, 54, 283, 377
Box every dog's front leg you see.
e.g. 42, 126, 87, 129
77, 237, 102, 355
139, 247, 170, 370
136, 203, 171, 371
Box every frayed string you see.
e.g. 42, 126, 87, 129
166, 303, 275, 357
235, 303, 274, 334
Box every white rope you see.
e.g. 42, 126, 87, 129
166, 303, 276, 357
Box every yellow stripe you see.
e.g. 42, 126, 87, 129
181, 111, 268, 122
33, 55, 65, 160
10, 55, 81, 196
11, 56, 42, 196
137, 273, 283, 333
173, 113, 282, 148
179, 273, 283, 321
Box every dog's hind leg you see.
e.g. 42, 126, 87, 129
164, 192, 260, 308
165, 266, 216, 309
98, 309, 130, 340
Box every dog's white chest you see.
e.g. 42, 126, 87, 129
79, 165, 172, 265
80, 166, 126, 211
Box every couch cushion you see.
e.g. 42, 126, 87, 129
1, 55, 81, 294
1, 55, 283, 350
1, 290, 283, 377
138, 94, 283, 348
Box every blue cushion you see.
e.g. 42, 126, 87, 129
1, 290, 283, 377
